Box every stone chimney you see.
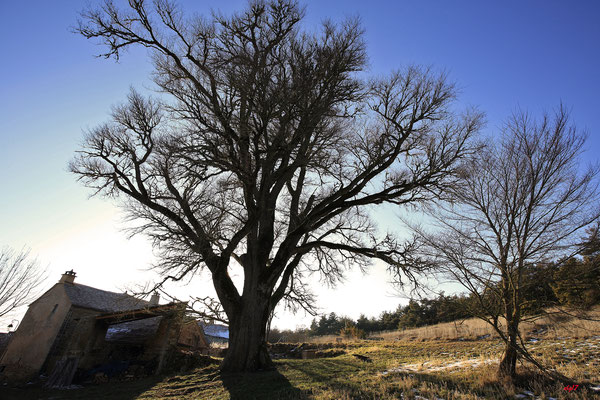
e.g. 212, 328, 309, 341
149, 292, 160, 306
59, 269, 76, 284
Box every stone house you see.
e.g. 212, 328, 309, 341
0, 270, 208, 385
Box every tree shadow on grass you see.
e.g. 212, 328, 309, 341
282, 358, 380, 398
383, 370, 568, 399
220, 368, 309, 400
395, 370, 493, 397
0, 375, 165, 400
286, 358, 362, 384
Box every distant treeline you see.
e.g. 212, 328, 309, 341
268, 244, 599, 342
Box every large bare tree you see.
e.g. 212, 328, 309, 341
412, 107, 600, 380
0, 248, 45, 324
71, 0, 482, 371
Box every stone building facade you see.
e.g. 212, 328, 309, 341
0, 271, 208, 385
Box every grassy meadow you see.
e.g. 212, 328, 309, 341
3, 339, 599, 399
3, 307, 599, 399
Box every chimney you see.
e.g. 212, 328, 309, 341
149, 292, 160, 306
59, 269, 76, 284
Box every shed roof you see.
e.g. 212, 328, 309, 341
200, 323, 229, 339
105, 316, 162, 344
63, 283, 149, 313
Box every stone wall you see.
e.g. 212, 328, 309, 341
0, 285, 71, 383
43, 306, 110, 373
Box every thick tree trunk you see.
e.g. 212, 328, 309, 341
498, 323, 519, 380
220, 292, 274, 372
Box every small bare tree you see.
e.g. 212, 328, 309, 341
71, 0, 482, 371
0, 248, 45, 324
412, 107, 600, 381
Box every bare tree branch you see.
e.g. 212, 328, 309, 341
411, 106, 600, 381
0, 247, 46, 323
71, 0, 482, 372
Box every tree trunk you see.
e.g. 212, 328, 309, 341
498, 323, 518, 380
220, 292, 274, 372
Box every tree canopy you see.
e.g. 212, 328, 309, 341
412, 107, 600, 380
71, 0, 482, 371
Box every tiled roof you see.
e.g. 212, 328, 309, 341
63, 283, 149, 312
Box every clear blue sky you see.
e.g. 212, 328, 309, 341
1, 1, 599, 329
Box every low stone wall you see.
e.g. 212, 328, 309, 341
269, 342, 347, 359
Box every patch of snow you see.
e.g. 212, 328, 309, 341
63, 385, 84, 390
380, 358, 497, 375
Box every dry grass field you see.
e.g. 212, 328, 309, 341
372, 307, 600, 343
306, 307, 600, 344
3, 307, 599, 399
3, 337, 598, 399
